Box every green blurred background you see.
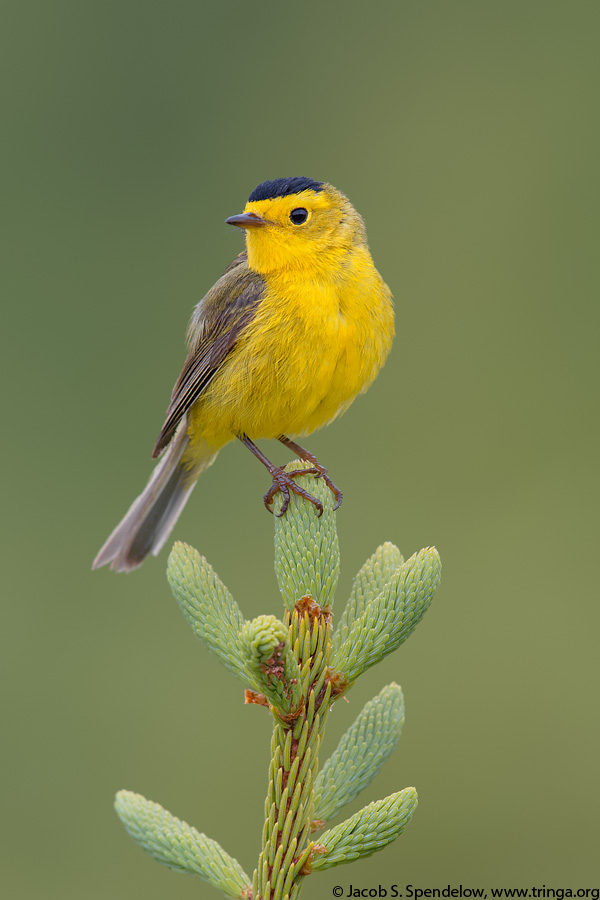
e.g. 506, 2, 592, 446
2, 1, 598, 897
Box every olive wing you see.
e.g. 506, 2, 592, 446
152, 252, 264, 457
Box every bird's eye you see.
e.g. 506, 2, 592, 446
289, 207, 308, 225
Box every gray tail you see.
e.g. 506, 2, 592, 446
93, 422, 217, 573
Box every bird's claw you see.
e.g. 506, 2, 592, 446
290, 454, 344, 512
312, 467, 343, 511
263, 467, 324, 517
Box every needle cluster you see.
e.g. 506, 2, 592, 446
115, 462, 441, 900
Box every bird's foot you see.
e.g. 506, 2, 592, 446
277, 440, 343, 511
239, 434, 343, 517
263, 466, 323, 517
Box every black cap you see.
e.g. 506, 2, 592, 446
248, 177, 324, 203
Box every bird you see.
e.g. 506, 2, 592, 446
93, 176, 394, 572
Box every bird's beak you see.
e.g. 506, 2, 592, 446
225, 212, 268, 228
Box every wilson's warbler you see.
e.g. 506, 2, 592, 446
94, 177, 394, 572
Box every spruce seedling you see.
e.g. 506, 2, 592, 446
115, 462, 441, 899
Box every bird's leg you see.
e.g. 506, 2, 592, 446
278, 436, 343, 510
239, 435, 324, 517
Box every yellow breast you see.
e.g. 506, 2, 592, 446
187, 246, 394, 448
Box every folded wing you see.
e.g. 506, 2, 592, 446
153, 252, 265, 457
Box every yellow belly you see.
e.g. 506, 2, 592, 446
185, 249, 394, 453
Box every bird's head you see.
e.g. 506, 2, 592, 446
226, 177, 366, 274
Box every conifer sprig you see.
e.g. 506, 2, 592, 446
312, 682, 406, 827
309, 789, 419, 871
114, 790, 250, 897
115, 463, 441, 899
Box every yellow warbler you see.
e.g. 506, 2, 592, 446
94, 177, 394, 572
